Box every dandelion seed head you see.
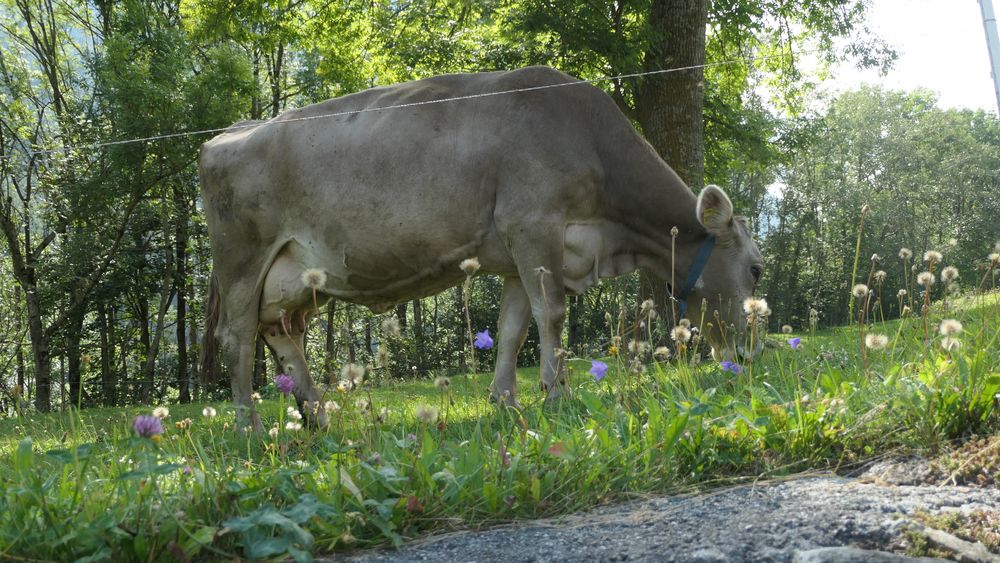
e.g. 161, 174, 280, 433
459, 257, 481, 276
341, 363, 365, 386
202, 406, 217, 418
654, 346, 671, 360
628, 339, 651, 355
923, 250, 942, 264
670, 325, 691, 343
742, 297, 768, 316
300, 268, 327, 289
376, 347, 391, 367
324, 400, 340, 413
941, 337, 961, 352
899, 248, 912, 260
286, 406, 303, 420
865, 333, 889, 350
941, 266, 959, 284
251, 392, 262, 403
152, 406, 170, 419
670, 226, 679, 237
415, 404, 439, 424
897, 289, 907, 298
917, 271, 935, 287
382, 317, 401, 337
285, 421, 303, 431
268, 427, 280, 438
874, 270, 886, 284
990, 253, 1000, 265
434, 376, 451, 389
871, 253, 880, 263
782, 325, 793, 334
861, 204, 870, 214
939, 319, 962, 336
851, 284, 869, 299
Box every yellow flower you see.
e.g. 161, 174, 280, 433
609, 345, 619, 356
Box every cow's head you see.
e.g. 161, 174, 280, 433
684, 185, 764, 361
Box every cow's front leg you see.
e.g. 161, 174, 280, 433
491, 277, 532, 408
263, 317, 329, 429
510, 230, 569, 402
221, 328, 264, 433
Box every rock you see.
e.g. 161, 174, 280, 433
793, 546, 948, 562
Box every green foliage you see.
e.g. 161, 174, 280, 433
0, 292, 997, 560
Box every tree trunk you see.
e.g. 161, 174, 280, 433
636, 0, 707, 190
66, 304, 86, 408
254, 337, 266, 389
14, 286, 24, 396
394, 302, 408, 330
99, 302, 116, 406
412, 299, 424, 370
175, 187, 190, 403
141, 276, 175, 402
325, 299, 337, 371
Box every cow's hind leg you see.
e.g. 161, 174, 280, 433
491, 277, 532, 408
217, 313, 264, 432
259, 247, 330, 428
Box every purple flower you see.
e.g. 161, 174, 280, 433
133, 415, 163, 439
276, 373, 295, 395
474, 329, 494, 350
590, 360, 609, 382
720, 360, 743, 374
788, 337, 802, 350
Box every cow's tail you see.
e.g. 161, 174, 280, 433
199, 271, 223, 385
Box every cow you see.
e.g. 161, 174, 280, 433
198, 66, 763, 430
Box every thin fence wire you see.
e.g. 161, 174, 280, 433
0, 51, 801, 162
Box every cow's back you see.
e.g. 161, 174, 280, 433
200, 67, 629, 304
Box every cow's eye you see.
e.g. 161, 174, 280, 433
750, 265, 763, 283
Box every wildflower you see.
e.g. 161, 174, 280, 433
300, 268, 327, 289
990, 253, 1000, 265
781, 325, 792, 334
356, 399, 371, 413
341, 363, 365, 387
609, 344, 619, 355
589, 360, 609, 381
939, 319, 962, 336
917, 272, 935, 287
434, 376, 451, 389
175, 418, 192, 430
897, 289, 907, 298
874, 271, 886, 284
474, 329, 494, 350
941, 337, 961, 352
670, 226, 679, 237
627, 339, 651, 355
152, 406, 170, 419
133, 415, 164, 439
923, 250, 942, 264
376, 347, 391, 367
415, 404, 439, 424
941, 266, 959, 284
788, 337, 802, 349
285, 421, 303, 431
743, 297, 768, 316
851, 284, 869, 299
720, 360, 743, 374
629, 357, 646, 373
378, 407, 389, 423
670, 325, 691, 343
324, 400, 340, 414
653, 346, 671, 360
902, 305, 912, 316
899, 248, 912, 260
864, 333, 889, 350
459, 257, 481, 276
268, 426, 279, 438
286, 406, 303, 420
275, 374, 295, 395
251, 392, 262, 403
336, 380, 351, 393
871, 253, 880, 263
202, 406, 217, 418
861, 204, 870, 214
382, 317, 401, 337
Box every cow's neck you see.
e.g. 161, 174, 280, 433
602, 136, 709, 283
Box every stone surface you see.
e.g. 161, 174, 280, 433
328, 474, 1000, 562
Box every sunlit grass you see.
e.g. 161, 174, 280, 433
0, 293, 998, 561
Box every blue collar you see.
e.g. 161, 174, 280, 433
675, 234, 716, 319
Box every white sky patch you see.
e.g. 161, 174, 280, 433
766, 181, 786, 200
826, 0, 997, 113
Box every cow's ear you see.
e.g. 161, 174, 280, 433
696, 185, 734, 237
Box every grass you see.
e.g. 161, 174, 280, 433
0, 292, 998, 562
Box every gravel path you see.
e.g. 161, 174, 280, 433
334, 467, 1000, 562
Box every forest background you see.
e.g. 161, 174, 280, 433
1, 0, 998, 413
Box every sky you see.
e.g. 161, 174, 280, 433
826, 0, 998, 114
